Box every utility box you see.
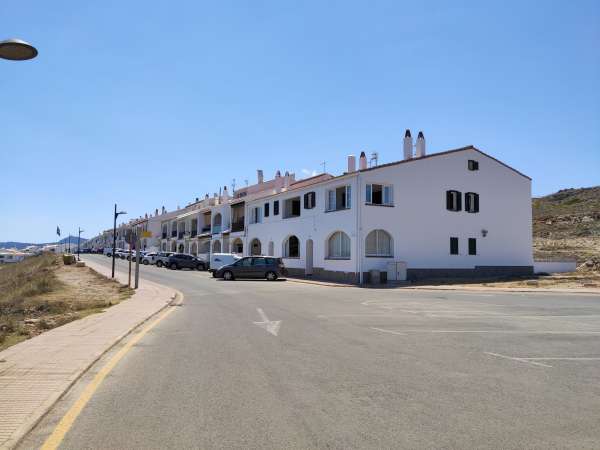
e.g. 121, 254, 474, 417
387, 261, 407, 281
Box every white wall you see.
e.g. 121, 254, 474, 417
533, 261, 577, 274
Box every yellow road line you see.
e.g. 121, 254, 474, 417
41, 306, 177, 450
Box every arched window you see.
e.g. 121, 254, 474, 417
212, 240, 221, 253
250, 238, 262, 255
283, 235, 300, 258
365, 230, 393, 257
212, 214, 222, 234
327, 231, 351, 259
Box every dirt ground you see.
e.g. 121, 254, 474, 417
0, 255, 133, 351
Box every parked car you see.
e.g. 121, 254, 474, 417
167, 253, 207, 271
141, 252, 159, 265
155, 251, 175, 268
213, 256, 287, 281
209, 253, 241, 272
103, 247, 113, 257
116, 249, 129, 259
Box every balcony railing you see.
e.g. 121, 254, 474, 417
171, 231, 177, 238
212, 225, 221, 234
191, 229, 197, 238
201, 225, 211, 233
231, 220, 245, 232
178, 232, 184, 239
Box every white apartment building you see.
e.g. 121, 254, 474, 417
88, 131, 533, 283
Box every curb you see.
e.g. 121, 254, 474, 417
8, 265, 182, 450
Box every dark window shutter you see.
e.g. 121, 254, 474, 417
450, 237, 459, 255
456, 192, 462, 211
468, 238, 477, 255
446, 191, 453, 210
304, 193, 309, 209
474, 194, 479, 213
310, 192, 315, 208
274, 200, 279, 215
465, 193, 471, 212
264, 203, 269, 217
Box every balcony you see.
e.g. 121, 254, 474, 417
231, 220, 245, 233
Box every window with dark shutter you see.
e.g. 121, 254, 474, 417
264, 203, 269, 217
468, 238, 477, 255
465, 192, 479, 213
304, 192, 316, 209
446, 190, 462, 211
273, 200, 279, 215
468, 160, 479, 171
450, 237, 459, 255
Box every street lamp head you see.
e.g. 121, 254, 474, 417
0, 39, 38, 61
118, 211, 127, 215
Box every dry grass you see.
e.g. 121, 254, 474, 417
0, 253, 133, 351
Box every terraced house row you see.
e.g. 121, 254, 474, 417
86, 131, 533, 283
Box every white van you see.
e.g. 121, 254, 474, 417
209, 253, 241, 272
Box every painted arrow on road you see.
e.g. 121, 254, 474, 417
253, 308, 281, 336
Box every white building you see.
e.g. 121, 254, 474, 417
242, 135, 532, 283
87, 131, 533, 283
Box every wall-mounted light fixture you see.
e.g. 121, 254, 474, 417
481, 229, 488, 237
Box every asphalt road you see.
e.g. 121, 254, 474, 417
22, 255, 600, 449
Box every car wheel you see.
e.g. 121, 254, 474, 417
156, 261, 163, 267
170, 263, 178, 270
196, 263, 205, 271
143, 260, 149, 265
223, 270, 234, 281
266, 271, 278, 281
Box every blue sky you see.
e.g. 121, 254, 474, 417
1, 0, 598, 242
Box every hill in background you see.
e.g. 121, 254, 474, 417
0, 236, 87, 250
533, 186, 600, 263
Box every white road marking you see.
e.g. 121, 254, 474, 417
370, 327, 407, 336
369, 328, 600, 335
485, 352, 553, 368
253, 308, 281, 336
522, 357, 600, 361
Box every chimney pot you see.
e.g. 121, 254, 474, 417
257, 169, 264, 184
359, 151, 368, 170
403, 129, 413, 160
416, 131, 426, 157
347, 155, 356, 173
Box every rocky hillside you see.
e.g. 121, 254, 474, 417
533, 186, 600, 264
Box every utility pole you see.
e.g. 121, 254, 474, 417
128, 231, 133, 287
134, 231, 141, 289
320, 161, 326, 173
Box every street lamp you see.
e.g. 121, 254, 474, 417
77, 227, 85, 261
112, 204, 127, 278
0, 39, 38, 61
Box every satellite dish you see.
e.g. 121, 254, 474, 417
0, 39, 38, 61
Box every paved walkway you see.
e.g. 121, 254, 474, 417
0, 258, 178, 449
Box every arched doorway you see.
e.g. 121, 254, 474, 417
231, 238, 243, 254
212, 240, 221, 253
306, 239, 313, 276
250, 238, 262, 255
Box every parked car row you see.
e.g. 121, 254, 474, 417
101, 249, 287, 280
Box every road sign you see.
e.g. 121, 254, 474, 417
141, 231, 152, 238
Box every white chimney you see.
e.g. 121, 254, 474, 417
155, 208, 159, 216
347, 155, 356, 173
403, 129, 413, 160
161, 206, 166, 214
283, 171, 290, 188
257, 169, 264, 184
359, 151, 368, 170
222, 186, 229, 200
416, 131, 426, 157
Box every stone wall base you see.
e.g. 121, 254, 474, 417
287, 265, 533, 285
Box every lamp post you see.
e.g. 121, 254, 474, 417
0, 39, 38, 61
77, 227, 84, 261
112, 204, 127, 278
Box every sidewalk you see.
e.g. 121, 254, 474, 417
0, 258, 179, 449
286, 276, 600, 294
